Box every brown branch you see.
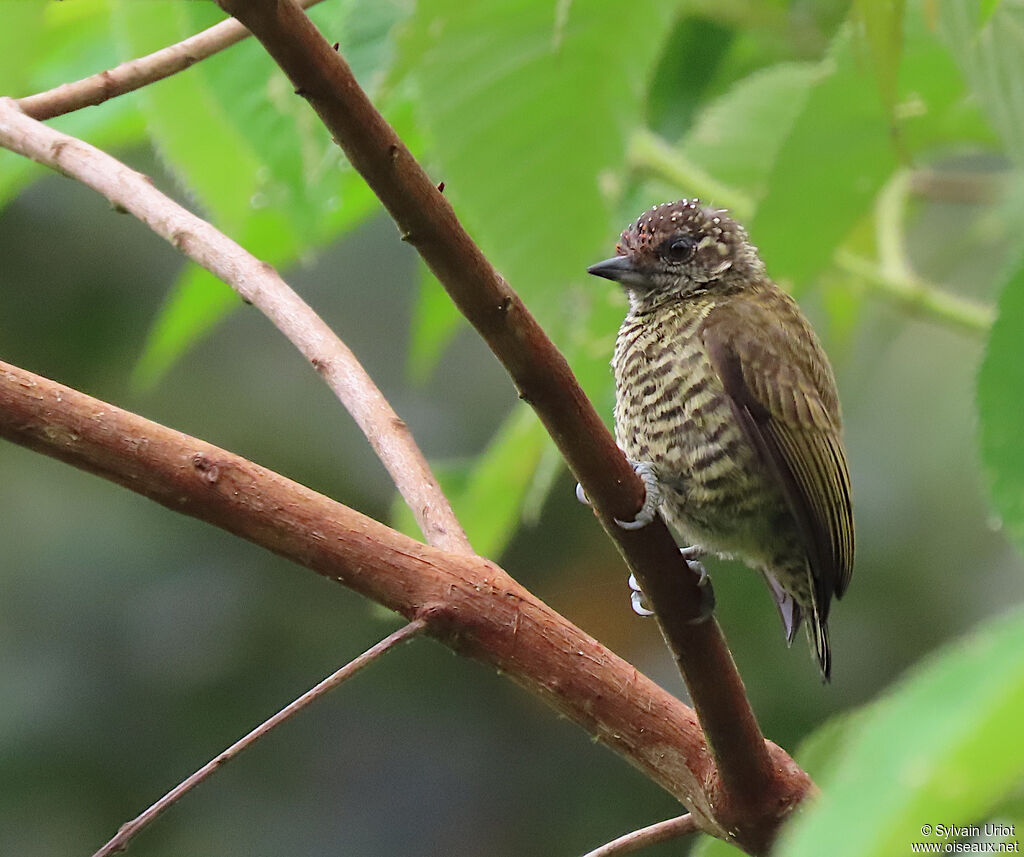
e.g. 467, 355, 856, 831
0, 358, 810, 847
16, 0, 324, 121
581, 813, 698, 857
0, 97, 470, 555
212, 0, 809, 849
92, 619, 427, 857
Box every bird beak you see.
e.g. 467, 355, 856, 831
587, 255, 649, 288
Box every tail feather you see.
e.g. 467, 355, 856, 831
808, 603, 831, 682
762, 572, 802, 644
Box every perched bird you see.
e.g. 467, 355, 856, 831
587, 199, 854, 680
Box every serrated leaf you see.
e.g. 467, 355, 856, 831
751, 24, 897, 288
937, 0, 1024, 165
978, 252, 1024, 555
111, 0, 398, 383
778, 606, 1024, 857
402, 0, 677, 328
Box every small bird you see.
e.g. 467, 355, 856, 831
587, 199, 853, 680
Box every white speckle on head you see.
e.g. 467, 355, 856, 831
716, 242, 730, 256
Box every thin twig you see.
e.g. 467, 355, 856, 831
835, 249, 994, 334
629, 128, 756, 217
91, 619, 426, 857
581, 813, 698, 857
0, 97, 471, 554
212, 3, 800, 849
628, 127, 994, 337
17, 0, 325, 121
0, 358, 763, 840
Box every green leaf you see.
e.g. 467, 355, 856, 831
894, 0, 996, 156
388, 404, 551, 557
978, 252, 1024, 556
0, 1, 46, 97
647, 14, 734, 141
778, 606, 1024, 857
402, 0, 678, 326
452, 404, 550, 558
400, 0, 678, 545
0, 0, 147, 212
131, 266, 241, 389
408, 263, 464, 384
979, 0, 1002, 29
751, 24, 898, 288
937, 0, 1024, 165
678, 63, 816, 208
111, 0, 398, 384
854, 0, 905, 114
690, 830, 745, 856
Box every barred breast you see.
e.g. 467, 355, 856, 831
612, 299, 799, 566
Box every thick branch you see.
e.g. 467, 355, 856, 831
0, 359, 816, 846
0, 98, 469, 555
213, 0, 795, 845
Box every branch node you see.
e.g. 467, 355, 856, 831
192, 452, 222, 485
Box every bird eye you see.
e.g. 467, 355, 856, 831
662, 236, 696, 263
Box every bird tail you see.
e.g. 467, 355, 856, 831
807, 601, 831, 683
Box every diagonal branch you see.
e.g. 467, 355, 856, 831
0, 357, 794, 844
92, 619, 427, 857
17, 0, 324, 122
212, 1, 805, 848
0, 97, 470, 555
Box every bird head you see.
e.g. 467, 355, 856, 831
588, 200, 764, 310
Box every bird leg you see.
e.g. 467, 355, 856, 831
680, 547, 716, 622
614, 460, 662, 530
627, 548, 716, 622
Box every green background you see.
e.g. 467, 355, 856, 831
1, 1, 1023, 855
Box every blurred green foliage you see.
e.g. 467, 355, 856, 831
1, 0, 1023, 855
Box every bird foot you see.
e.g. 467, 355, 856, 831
627, 573, 654, 617
680, 546, 715, 622
575, 481, 590, 506
615, 460, 661, 530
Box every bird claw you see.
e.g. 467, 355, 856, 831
627, 573, 654, 617
614, 461, 661, 530
678, 547, 715, 622
575, 482, 590, 506
679, 546, 710, 587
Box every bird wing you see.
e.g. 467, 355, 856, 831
700, 298, 854, 617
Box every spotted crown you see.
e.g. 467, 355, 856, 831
616, 199, 759, 285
